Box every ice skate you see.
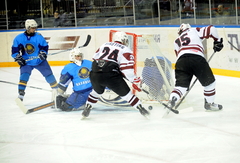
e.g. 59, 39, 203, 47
162, 96, 179, 114
18, 95, 24, 101
204, 99, 223, 111
18, 90, 25, 101
136, 104, 150, 118
81, 104, 92, 119
168, 96, 177, 109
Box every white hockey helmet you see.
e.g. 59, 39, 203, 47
69, 48, 83, 66
114, 31, 129, 46
178, 23, 191, 35
25, 19, 38, 30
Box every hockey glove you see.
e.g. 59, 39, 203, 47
15, 55, 26, 66
39, 51, 47, 60
213, 38, 223, 52
132, 77, 142, 92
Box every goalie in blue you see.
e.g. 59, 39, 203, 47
56, 48, 92, 111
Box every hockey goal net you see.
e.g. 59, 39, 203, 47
100, 30, 174, 105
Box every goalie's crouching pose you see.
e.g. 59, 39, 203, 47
56, 48, 92, 111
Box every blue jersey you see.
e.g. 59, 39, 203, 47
59, 60, 92, 92
11, 32, 48, 66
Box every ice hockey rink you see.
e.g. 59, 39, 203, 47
0, 66, 240, 163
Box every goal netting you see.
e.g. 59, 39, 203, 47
99, 30, 174, 106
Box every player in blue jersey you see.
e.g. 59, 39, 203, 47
56, 48, 92, 111
11, 19, 58, 102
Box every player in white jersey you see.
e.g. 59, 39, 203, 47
81, 31, 150, 119
167, 23, 224, 111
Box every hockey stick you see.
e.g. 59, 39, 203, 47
223, 27, 240, 52
0, 80, 51, 92
142, 89, 179, 114
15, 98, 54, 114
50, 34, 92, 55
174, 51, 217, 110
25, 35, 92, 62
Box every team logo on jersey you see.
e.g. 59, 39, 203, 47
98, 60, 106, 67
78, 67, 90, 79
25, 44, 35, 54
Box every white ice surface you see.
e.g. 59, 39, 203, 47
0, 66, 240, 163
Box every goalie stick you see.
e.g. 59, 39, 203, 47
15, 98, 54, 114
223, 27, 240, 52
0, 80, 51, 92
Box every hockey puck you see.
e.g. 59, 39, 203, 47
148, 106, 153, 110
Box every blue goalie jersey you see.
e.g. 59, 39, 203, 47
59, 60, 92, 92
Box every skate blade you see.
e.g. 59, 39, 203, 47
142, 114, 150, 119
81, 115, 88, 120
205, 109, 222, 112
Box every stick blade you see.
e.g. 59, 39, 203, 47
79, 35, 91, 48
15, 98, 28, 114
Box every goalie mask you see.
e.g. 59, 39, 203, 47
178, 23, 191, 35
25, 19, 38, 30
69, 48, 83, 66
114, 31, 129, 46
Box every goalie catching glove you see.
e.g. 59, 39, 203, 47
213, 38, 223, 52
39, 51, 47, 60
132, 77, 142, 92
